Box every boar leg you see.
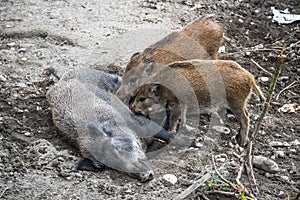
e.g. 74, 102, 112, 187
76, 158, 107, 172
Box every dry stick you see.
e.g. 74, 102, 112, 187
245, 48, 285, 197
211, 155, 239, 192
250, 59, 273, 77
0, 187, 9, 198
276, 81, 299, 100
173, 172, 212, 200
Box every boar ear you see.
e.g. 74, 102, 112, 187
131, 52, 140, 59
87, 124, 113, 138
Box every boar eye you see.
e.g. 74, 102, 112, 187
139, 97, 146, 102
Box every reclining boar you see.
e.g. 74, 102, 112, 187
46, 67, 173, 182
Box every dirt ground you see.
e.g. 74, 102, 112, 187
0, 0, 299, 199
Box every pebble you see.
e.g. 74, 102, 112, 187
21, 57, 28, 61
7, 42, 16, 47
260, 77, 269, 82
212, 125, 230, 134
278, 76, 289, 81
275, 150, 285, 158
16, 82, 27, 88
289, 149, 297, 153
36, 106, 42, 111
218, 45, 226, 53
162, 174, 177, 185
0, 75, 7, 81
18, 48, 26, 53
290, 139, 300, 146
253, 155, 280, 173
280, 175, 289, 182
24, 132, 32, 137
265, 172, 274, 178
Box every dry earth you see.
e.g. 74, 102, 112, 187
0, 0, 299, 199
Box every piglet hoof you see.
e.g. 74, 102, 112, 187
129, 170, 154, 182
235, 134, 248, 147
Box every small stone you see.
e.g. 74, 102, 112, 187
238, 18, 244, 23
36, 106, 42, 111
253, 155, 280, 173
212, 126, 230, 134
280, 175, 289, 182
7, 42, 16, 47
289, 149, 297, 153
0, 75, 7, 81
245, 51, 251, 56
18, 48, 26, 53
260, 77, 269, 82
250, 22, 255, 25
162, 174, 177, 185
218, 45, 226, 53
290, 139, 300, 146
265, 172, 274, 178
21, 57, 28, 61
16, 82, 27, 88
24, 132, 32, 137
275, 150, 285, 158
278, 76, 289, 81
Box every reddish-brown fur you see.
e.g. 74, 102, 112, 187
125, 18, 223, 72
130, 60, 265, 146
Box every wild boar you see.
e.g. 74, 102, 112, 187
117, 18, 224, 103
129, 60, 265, 146
46, 67, 174, 182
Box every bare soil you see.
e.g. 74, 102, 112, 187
0, 0, 299, 199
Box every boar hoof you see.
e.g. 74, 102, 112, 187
76, 158, 106, 172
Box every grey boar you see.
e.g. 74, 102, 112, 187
46, 68, 174, 182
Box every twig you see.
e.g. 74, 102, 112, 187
250, 59, 273, 77
199, 191, 210, 200
0, 186, 9, 198
245, 141, 258, 194
276, 81, 299, 100
212, 155, 239, 191
252, 48, 284, 141
236, 161, 246, 192
245, 48, 285, 197
245, 48, 282, 52
285, 40, 300, 51
173, 172, 211, 200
